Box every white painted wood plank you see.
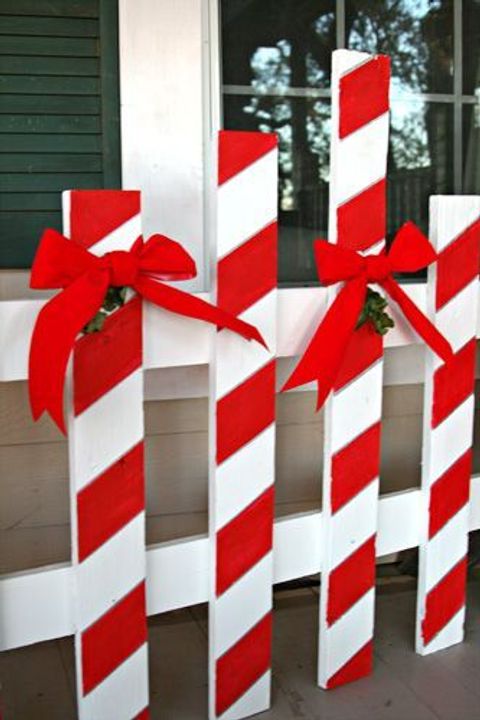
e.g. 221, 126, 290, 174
217, 150, 277, 258
325, 589, 375, 680
214, 554, 272, 658
330, 480, 379, 568
70, 370, 144, 491
1, 479, 479, 652
330, 360, 383, 454
81, 644, 149, 720
76, 514, 146, 630
216, 425, 275, 530
218, 672, 271, 720
4, 283, 480, 382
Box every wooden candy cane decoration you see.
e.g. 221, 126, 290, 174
417, 197, 480, 654
65, 191, 149, 720
209, 131, 278, 720
318, 50, 390, 688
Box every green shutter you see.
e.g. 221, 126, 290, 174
0, 0, 121, 267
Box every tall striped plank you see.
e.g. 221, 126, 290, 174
64, 190, 149, 720
416, 196, 480, 654
318, 50, 390, 689
208, 131, 278, 720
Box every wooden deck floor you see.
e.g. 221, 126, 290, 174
1, 573, 479, 719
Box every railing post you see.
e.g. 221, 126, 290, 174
65, 191, 149, 719
318, 49, 390, 688
208, 131, 278, 719
416, 196, 480, 654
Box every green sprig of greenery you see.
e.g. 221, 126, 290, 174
357, 288, 395, 336
82, 286, 128, 334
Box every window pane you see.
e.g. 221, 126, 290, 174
463, 0, 480, 95
345, 1, 454, 95
463, 104, 480, 193
388, 100, 454, 265
224, 93, 330, 283
221, 0, 336, 90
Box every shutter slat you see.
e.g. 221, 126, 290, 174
0, 172, 103, 192
1, 153, 102, 172
0, 55, 99, 76
0, 16, 99, 37
0, 114, 101, 133
0, 192, 61, 211
0, 35, 99, 56
0, 94, 100, 114
0, 75, 99, 95
0, 1, 99, 19
0, 134, 102, 153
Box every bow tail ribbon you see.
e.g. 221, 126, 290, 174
134, 277, 267, 347
282, 276, 368, 407
29, 269, 110, 432
380, 277, 452, 361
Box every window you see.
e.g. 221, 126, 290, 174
0, 0, 121, 268
221, 0, 480, 284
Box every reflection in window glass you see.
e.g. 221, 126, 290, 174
463, 0, 480, 95
224, 96, 331, 283
388, 102, 453, 239
463, 105, 480, 193
345, 0, 454, 95
221, 0, 336, 89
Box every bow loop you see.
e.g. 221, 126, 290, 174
388, 221, 437, 272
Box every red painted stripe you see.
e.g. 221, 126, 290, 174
74, 297, 142, 416
432, 339, 476, 428
337, 179, 386, 251
429, 450, 472, 539
218, 222, 277, 317
70, 190, 140, 249
217, 360, 276, 465
436, 219, 480, 310
339, 56, 390, 139
216, 612, 272, 716
334, 321, 383, 391
216, 486, 274, 596
422, 557, 467, 645
77, 442, 145, 561
133, 709, 149, 720
326, 640, 373, 689
332, 423, 381, 514
82, 582, 147, 695
327, 536, 376, 626
218, 130, 277, 185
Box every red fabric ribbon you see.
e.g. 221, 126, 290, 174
282, 222, 453, 408
29, 229, 266, 432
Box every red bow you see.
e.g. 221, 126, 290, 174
29, 229, 266, 432
282, 222, 453, 408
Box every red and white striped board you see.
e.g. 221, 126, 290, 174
208, 131, 278, 719
416, 196, 480, 654
64, 191, 149, 720
318, 50, 390, 689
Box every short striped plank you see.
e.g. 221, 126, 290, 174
64, 190, 149, 719
318, 49, 390, 689
416, 196, 480, 654
209, 130, 278, 720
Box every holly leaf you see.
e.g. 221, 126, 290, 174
83, 310, 107, 334
357, 288, 395, 336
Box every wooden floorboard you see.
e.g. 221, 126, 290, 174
0, 577, 479, 719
